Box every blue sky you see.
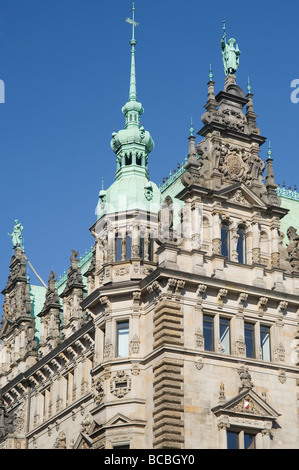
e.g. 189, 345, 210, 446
1, 0, 299, 294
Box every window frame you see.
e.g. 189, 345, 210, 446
227, 429, 256, 449
244, 321, 255, 359
203, 314, 214, 352
116, 320, 130, 358
219, 316, 231, 355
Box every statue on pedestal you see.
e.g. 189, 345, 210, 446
8, 220, 23, 249
221, 21, 240, 75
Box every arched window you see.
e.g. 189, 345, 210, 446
221, 223, 230, 258
237, 227, 246, 264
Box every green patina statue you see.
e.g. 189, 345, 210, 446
221, 20, 240, 76
8, 219, 23, 249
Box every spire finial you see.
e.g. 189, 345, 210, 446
125, 3, 140, 102
209, 64, 213, 81
125, 2, 139, 43
101, 177, 104, 191
190, 117, 194, 136
267, 141, 272, 160
247, 76, 252, 94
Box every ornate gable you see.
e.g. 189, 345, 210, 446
73, 413, 146, 449
212, 388, 280, 433
217, 183, 268, 210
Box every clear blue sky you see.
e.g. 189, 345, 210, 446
1, 0, 299, 295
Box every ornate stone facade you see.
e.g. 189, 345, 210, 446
1, 11, 299, 450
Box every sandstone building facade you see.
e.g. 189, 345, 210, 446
1, 9, 299, 449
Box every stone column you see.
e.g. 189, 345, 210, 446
94, 325, 105, 366
261, 428, 271, 449
271, 227, 280, 268
212, 212, 221, 255
191, 200, 202, 248
218, 418, 230, 448
252, 221, 260, 264
230, 225, 239, 262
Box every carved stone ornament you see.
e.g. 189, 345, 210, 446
238, 364, 254, 392
110, 370, 132, 398
231, 395, 266, 416
195, 329, 204, 348
103, 339, 114, 359
228, 189, 250, 206
274, 343, 286, 363
92, 377, 105, 405
54, 431, 67, 449
195, 357, 204, 371
129, 335, 140, 354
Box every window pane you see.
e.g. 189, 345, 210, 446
221, 225, 229, 258
115, 236, 122, 262
227, 431, 238, 449
244, 433, 255, 449
126, 236, 132, 259
220, 318, 230, 354
117, 322, 129, 357
260, 325, 271, 361
203, 315, 214, 351
244, 322, 255, 358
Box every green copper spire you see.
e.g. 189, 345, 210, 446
209, 64, 213, 81
110, 3, 154, 182
126, 3, 138, 102
122, 2, 143, 129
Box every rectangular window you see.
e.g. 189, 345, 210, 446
244, 322, 255, 358
117, 321, 129, 357
220, 317, 230, 354
203, 315, 214, 351
260, 325, 271, 361
227, 431, 239, 449
227, 431, 255, 449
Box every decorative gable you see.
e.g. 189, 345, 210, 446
212, 388, 280, 433
221, 389, 280, 419
217, 183, 268, 210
